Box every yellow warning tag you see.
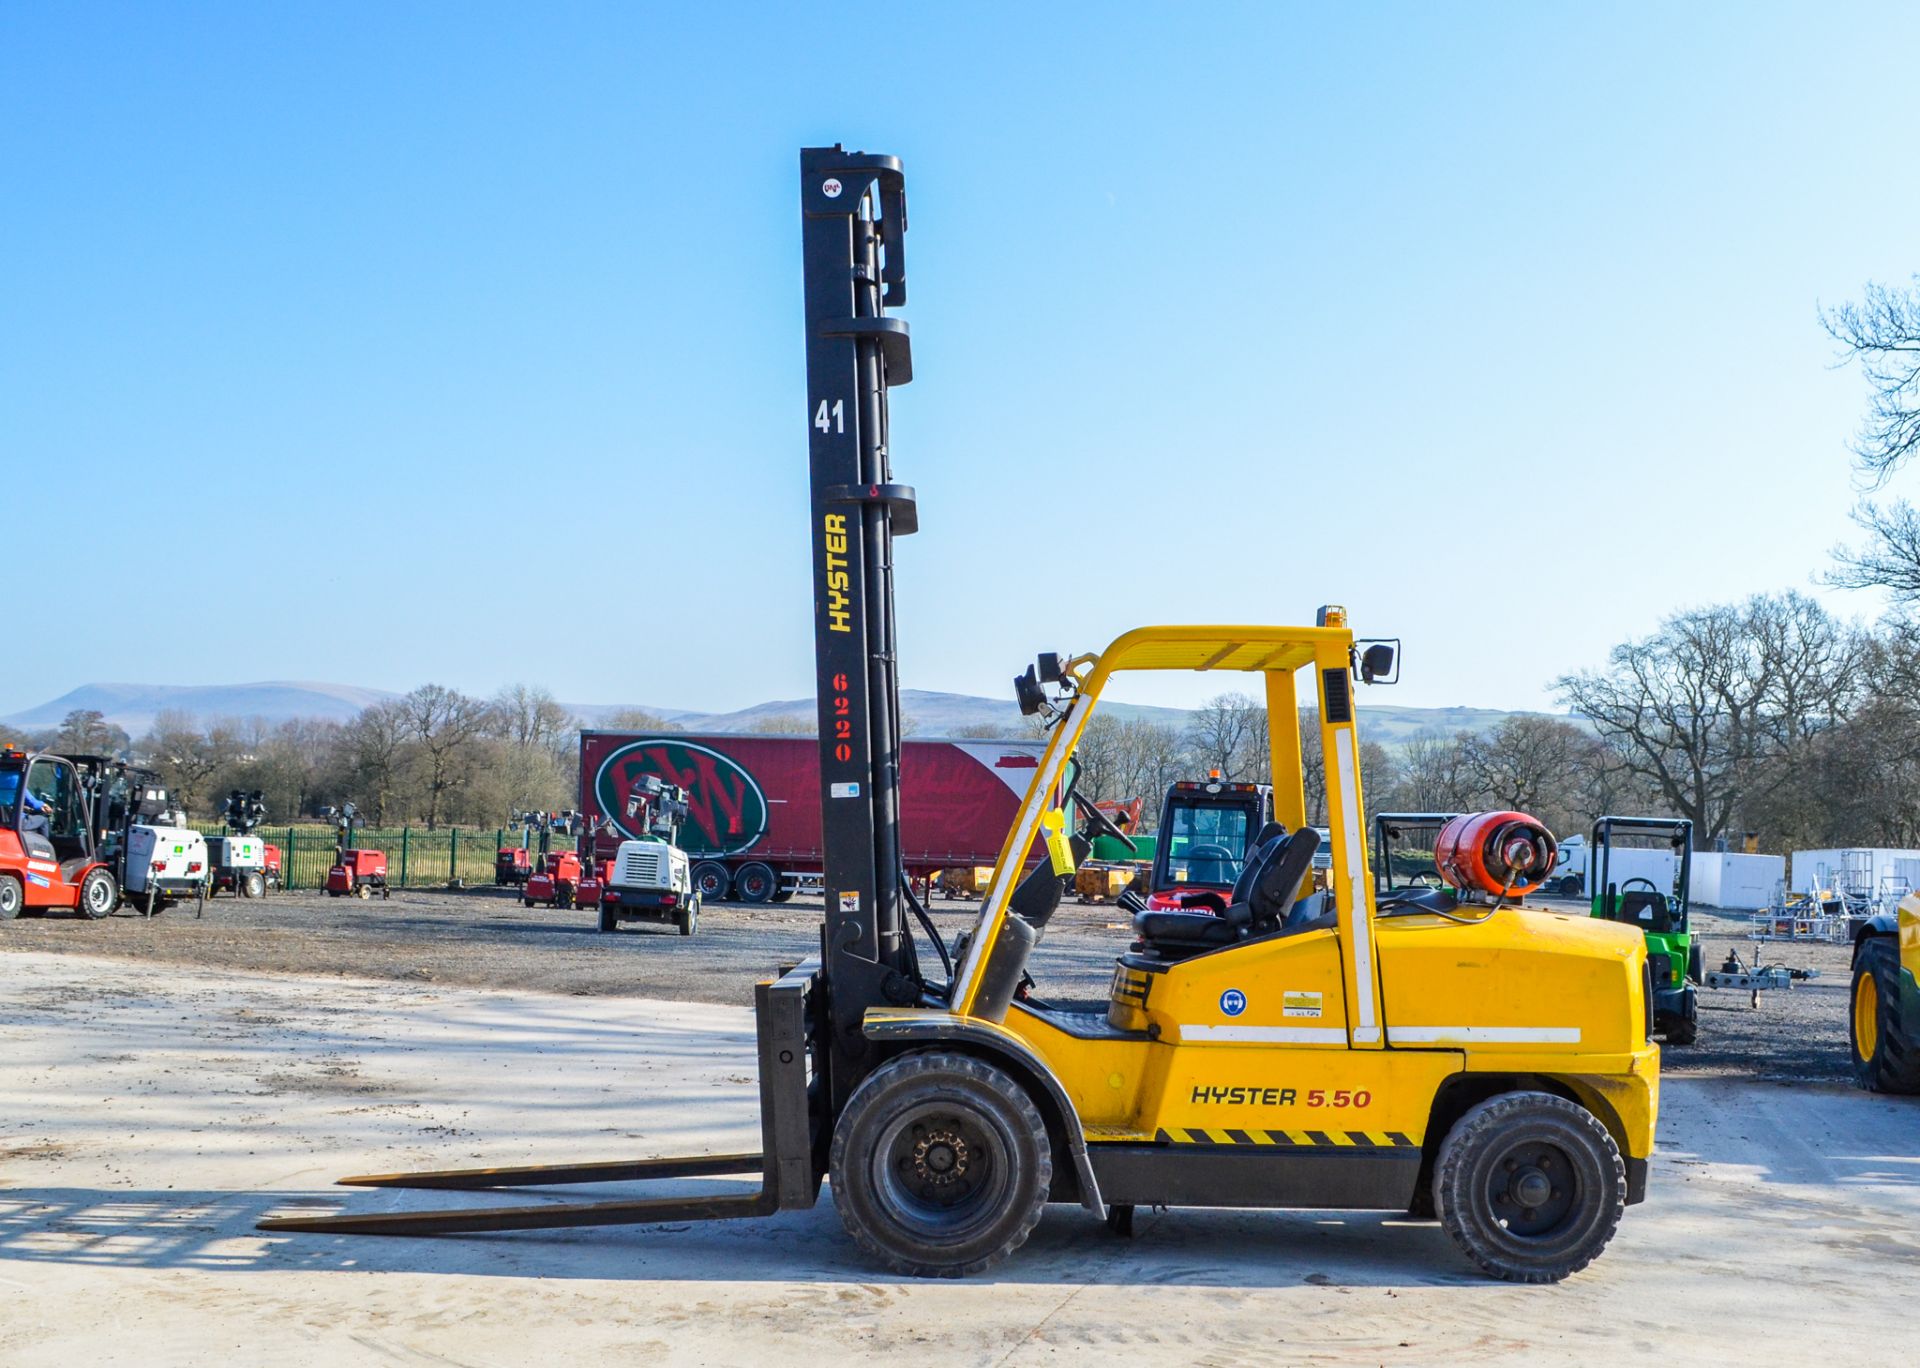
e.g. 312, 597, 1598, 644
1041, 809, 1076, 876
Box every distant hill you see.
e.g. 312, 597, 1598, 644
1, 681, 398, 734
7, 681, 1567, 744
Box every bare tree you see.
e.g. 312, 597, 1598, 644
341, 701, 411, 826
53, 709, 129, 757
1186, 693, 1261, 780
400, 685, 495, 830
602, 708, 682, 732
1558, 593, 1853, 846
495, 685, 576, 758
1823, 277, 1920, 597
1391, 730, 1476, 816
746, 714, 814, 735
1823, 276, 1920, 484
139, 710, 232, 819
1460, 716, 1595, 831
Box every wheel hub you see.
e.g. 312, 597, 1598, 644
1511, 1167, 1552, 1208
912, 1129, 970, 1186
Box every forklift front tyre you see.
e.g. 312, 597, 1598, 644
829, 1051, 1052, 1279
1433, 1091, 1624, 1283
78, 869, 119, 920
0, 874, 22, 920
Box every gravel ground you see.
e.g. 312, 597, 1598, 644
0, 884, 1130, 1009
0, 886, 1853, 1081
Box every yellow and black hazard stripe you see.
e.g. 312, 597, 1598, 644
1154, 1127, 1417, 1149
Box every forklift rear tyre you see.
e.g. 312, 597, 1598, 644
829, 1051, 1051, 1279
1852, 935, 1920, 1094
733, 863, 777, 904
1433, 1091, 1624, 1283
0, 874, 21, 920
78, 869, 119, 920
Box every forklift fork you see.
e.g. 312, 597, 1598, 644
257, 963, 823, 1237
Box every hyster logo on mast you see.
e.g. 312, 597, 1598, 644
823, 512, 852, 632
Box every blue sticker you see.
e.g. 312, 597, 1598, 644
1219, 988, 1247, 1017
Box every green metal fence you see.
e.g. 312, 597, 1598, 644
191, 824, 518, 891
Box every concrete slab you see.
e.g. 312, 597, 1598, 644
2, 950, 1916, 1366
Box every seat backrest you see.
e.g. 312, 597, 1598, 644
1227, 822, 1289, 906
1248, 828, 1321, 926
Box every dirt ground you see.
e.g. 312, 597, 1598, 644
2, 948, 1916, 1367
0, 886, 1858, 1081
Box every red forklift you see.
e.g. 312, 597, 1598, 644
1139, 774, 1275, 912
323, 803, 390, 899
0, 748, 205, 919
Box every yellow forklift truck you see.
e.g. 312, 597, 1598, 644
260, 146, 1658, 1283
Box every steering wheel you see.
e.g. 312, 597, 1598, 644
1617, 877, 1661, 917
1070, 790, 1137, 854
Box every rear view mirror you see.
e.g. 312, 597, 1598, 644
1359, 641, 1399, 685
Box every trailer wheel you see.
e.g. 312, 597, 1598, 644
676, 902, 698, 936
734, 862, 777, 904
241, 871, 266, 899
829, 1051, 1052, 1278
1433, 1091, 1623, 1283
597, 903, 619, 934
692, 862, 731, 901
1852, 935, 1920, 1094
355, 883, 371, 900
78, 869, 119, 920
0, 874, 22, 920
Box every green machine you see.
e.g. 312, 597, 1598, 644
1590, 816, 1700, 1046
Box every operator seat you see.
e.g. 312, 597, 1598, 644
1131, 827, 1320, 960
1617, 888, 1678, 934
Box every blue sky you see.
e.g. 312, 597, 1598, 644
5, 3, 1916, 720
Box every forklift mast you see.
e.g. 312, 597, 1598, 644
800, 146, 919, 1104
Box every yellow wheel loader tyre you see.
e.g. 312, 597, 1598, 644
1851, 936, 1920, 1094
829, 1051, 1051, 1278
1433, 1092, 1625, 1283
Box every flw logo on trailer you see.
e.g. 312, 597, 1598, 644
595, 740, 770, 854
